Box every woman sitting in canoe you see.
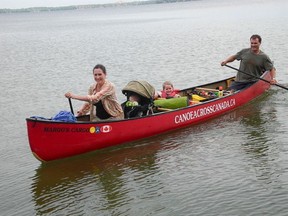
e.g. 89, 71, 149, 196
65, 64, 124, 121
156, 81, 180, 99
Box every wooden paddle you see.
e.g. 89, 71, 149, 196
68, 98, 74, 115
225, 64, 288, 90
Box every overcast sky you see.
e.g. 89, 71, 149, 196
0, 0, 131, 9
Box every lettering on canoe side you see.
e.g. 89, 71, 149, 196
175, 98, 236, 124
44, 127, 90, 133
44, 127, 71, 132
43, 125, 112, 134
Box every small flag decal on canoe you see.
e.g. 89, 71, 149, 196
101, 125, 112, 133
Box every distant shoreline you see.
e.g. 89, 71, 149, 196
0, 0, 197, 13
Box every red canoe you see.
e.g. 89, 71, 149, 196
26, 71, 273, 162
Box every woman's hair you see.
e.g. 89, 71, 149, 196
162, 81, 173, 90
93, 64, 106, 74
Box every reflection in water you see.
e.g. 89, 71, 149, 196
30, 137, 176, 215
239, 91, 280, 185
241, 105, 270, 157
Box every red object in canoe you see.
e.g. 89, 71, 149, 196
26, 72, 272, 162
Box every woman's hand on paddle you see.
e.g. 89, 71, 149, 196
65, 92, 74, 99
76, 110, 84, 116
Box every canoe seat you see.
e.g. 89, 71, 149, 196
195, 87, 219, 92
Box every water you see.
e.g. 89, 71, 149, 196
1, 0, 288, 215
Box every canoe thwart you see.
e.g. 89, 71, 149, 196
195, 87, 221, 92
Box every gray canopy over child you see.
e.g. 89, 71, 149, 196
122, 80, 155, 118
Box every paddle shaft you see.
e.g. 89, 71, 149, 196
68, 98, 74, 115
225, 64, 288, 90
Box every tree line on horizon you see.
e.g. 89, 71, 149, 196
0, 0, 196, 13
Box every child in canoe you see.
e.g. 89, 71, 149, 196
157, 81, 180, 99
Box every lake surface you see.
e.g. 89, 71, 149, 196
1, 0, 288, 215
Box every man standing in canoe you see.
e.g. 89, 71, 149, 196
221, 34, 277, 90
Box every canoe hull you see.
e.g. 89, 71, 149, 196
26, 72, 272, 162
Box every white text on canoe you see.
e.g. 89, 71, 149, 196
175, 99, 236, 124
